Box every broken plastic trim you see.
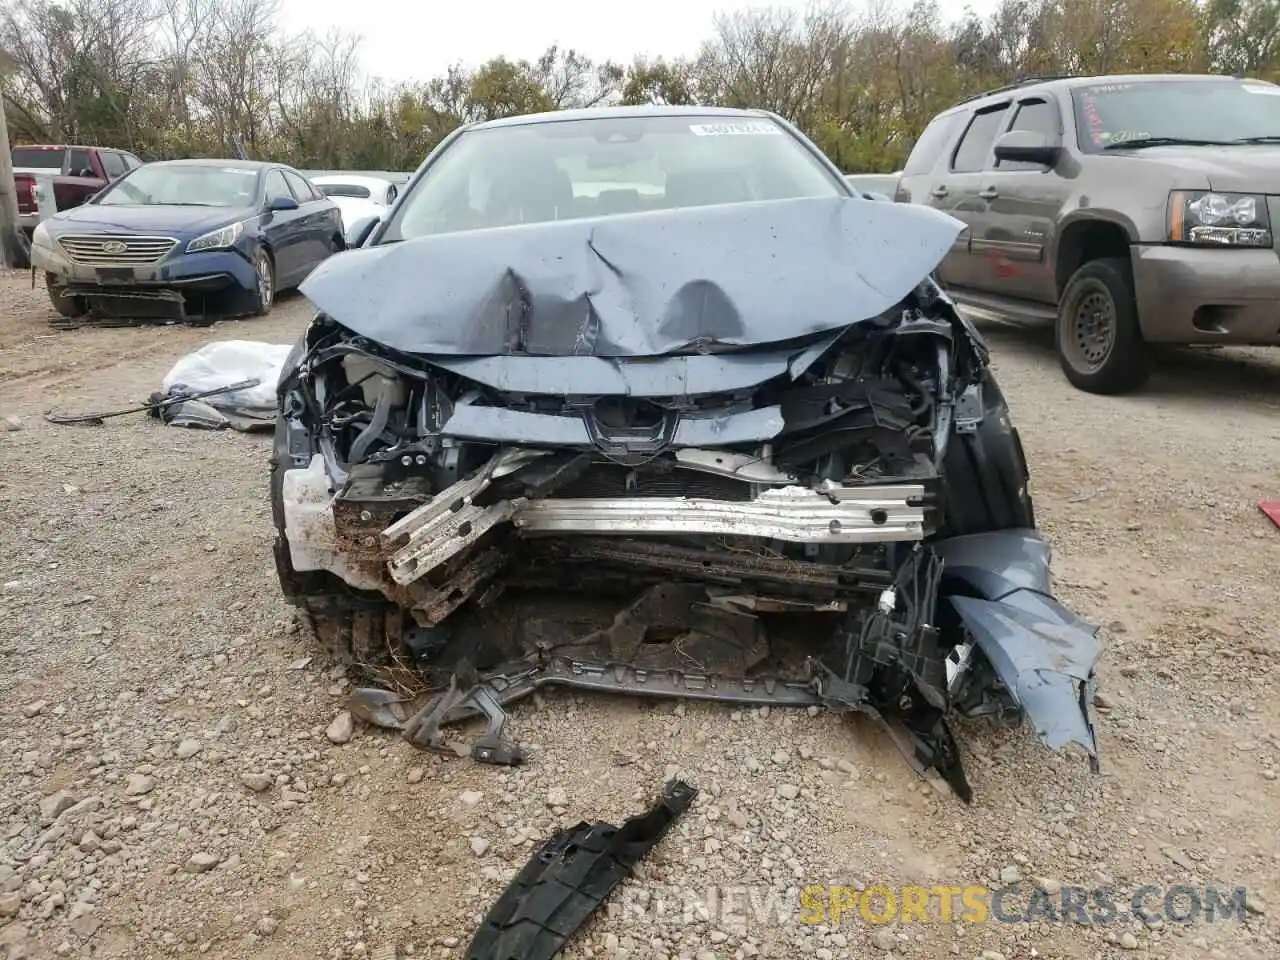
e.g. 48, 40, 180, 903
346, 654, 968, 800
344, 529, 1101, 803
466, 779, 697, 960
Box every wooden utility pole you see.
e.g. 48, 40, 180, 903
0, 97, 30, 269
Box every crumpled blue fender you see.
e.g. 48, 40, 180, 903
933, 529, 1100, 766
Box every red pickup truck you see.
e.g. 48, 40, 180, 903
12, 144, 144, 236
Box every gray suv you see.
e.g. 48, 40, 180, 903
897, 73, 1280, 394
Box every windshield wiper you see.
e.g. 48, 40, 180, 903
1103, 137, 1236, 150
1231, 136, 1280, 144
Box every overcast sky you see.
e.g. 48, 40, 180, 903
277, 0, 997, 86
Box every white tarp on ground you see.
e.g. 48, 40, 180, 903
156, 340, 292, 431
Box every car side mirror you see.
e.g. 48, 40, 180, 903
345, 214, 381, 249
268, 195, 299, 212
993, 130, 1061, 167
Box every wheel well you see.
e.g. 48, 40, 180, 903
331, 231, 345, 250
1055, 221, 1130, 297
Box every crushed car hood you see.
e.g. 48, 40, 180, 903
300, 196, 965, 357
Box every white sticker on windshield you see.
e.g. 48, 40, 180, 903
221, 167, 258, 174
1242, 83, 1280, 95
689, 122, 783, 136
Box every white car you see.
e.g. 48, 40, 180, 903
310, 175, 399, 232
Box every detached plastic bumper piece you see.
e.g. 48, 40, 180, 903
467, 779, 698, 960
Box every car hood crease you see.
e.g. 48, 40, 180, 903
300, 195, 965, 357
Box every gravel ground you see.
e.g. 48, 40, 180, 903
0, 266, 1277, 960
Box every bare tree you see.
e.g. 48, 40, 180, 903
0, 0, 159, 144
271, 29, 361, 165
189, 0, 279, 155
697, 2, 852, 125
532, 45, 623, 108
154, 0, 211, 144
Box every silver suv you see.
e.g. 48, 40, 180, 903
898, 73, 1280, 394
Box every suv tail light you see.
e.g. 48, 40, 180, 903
14, 175, 35, 213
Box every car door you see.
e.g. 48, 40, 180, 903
306, 174, 344, 249
970, 97, 1071, 303
926, 102, 1012, 291
282, 169, 330, 269
263, 168, 304, 285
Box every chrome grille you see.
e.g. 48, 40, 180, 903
56, 235, 178, 265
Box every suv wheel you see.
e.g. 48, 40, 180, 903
1056, 257, 1148, 394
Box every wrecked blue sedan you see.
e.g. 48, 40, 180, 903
270, 106, 1100, 800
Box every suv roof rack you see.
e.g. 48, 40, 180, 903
953, 75, 1077, 107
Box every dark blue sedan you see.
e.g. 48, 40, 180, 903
29, 159, 344, 324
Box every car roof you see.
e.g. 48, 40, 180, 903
468, 104, 778, 132
310, 174, 388, 188
1061, 73, 1261, 89
148, 158, 275, 170
949, 73, 1270, 113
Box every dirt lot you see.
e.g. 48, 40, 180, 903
0, 266, 1277, 960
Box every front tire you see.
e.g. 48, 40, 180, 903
251, 248, 276, 316
45, 273, 85, 318
1056, 257, 1148, 395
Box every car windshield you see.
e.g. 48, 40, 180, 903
1073, 79, 1280, 152
12, 147, 66, 169
319, 183, 373, 199
96, 164, 261, 207
383, 114, 843, 242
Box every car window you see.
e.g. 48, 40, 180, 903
101, 151, 126, 178
11, 147, 66, 170
318, 182, 373, 199
385, 114, 845, 242
1073, 78, 1280, 152
68, 149, 96, 178
97, 163, 262, 207
265, 170, 292, 203
902, 113, 965, 176
283, 170, 315, 201
950, 104, 1011, 173
996, 99, 1061, 170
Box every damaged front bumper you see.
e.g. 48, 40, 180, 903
33, 241, 262, 325
380, 460, 925, 589
306, 455, 1101, 801
271, 294, 1100, 798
